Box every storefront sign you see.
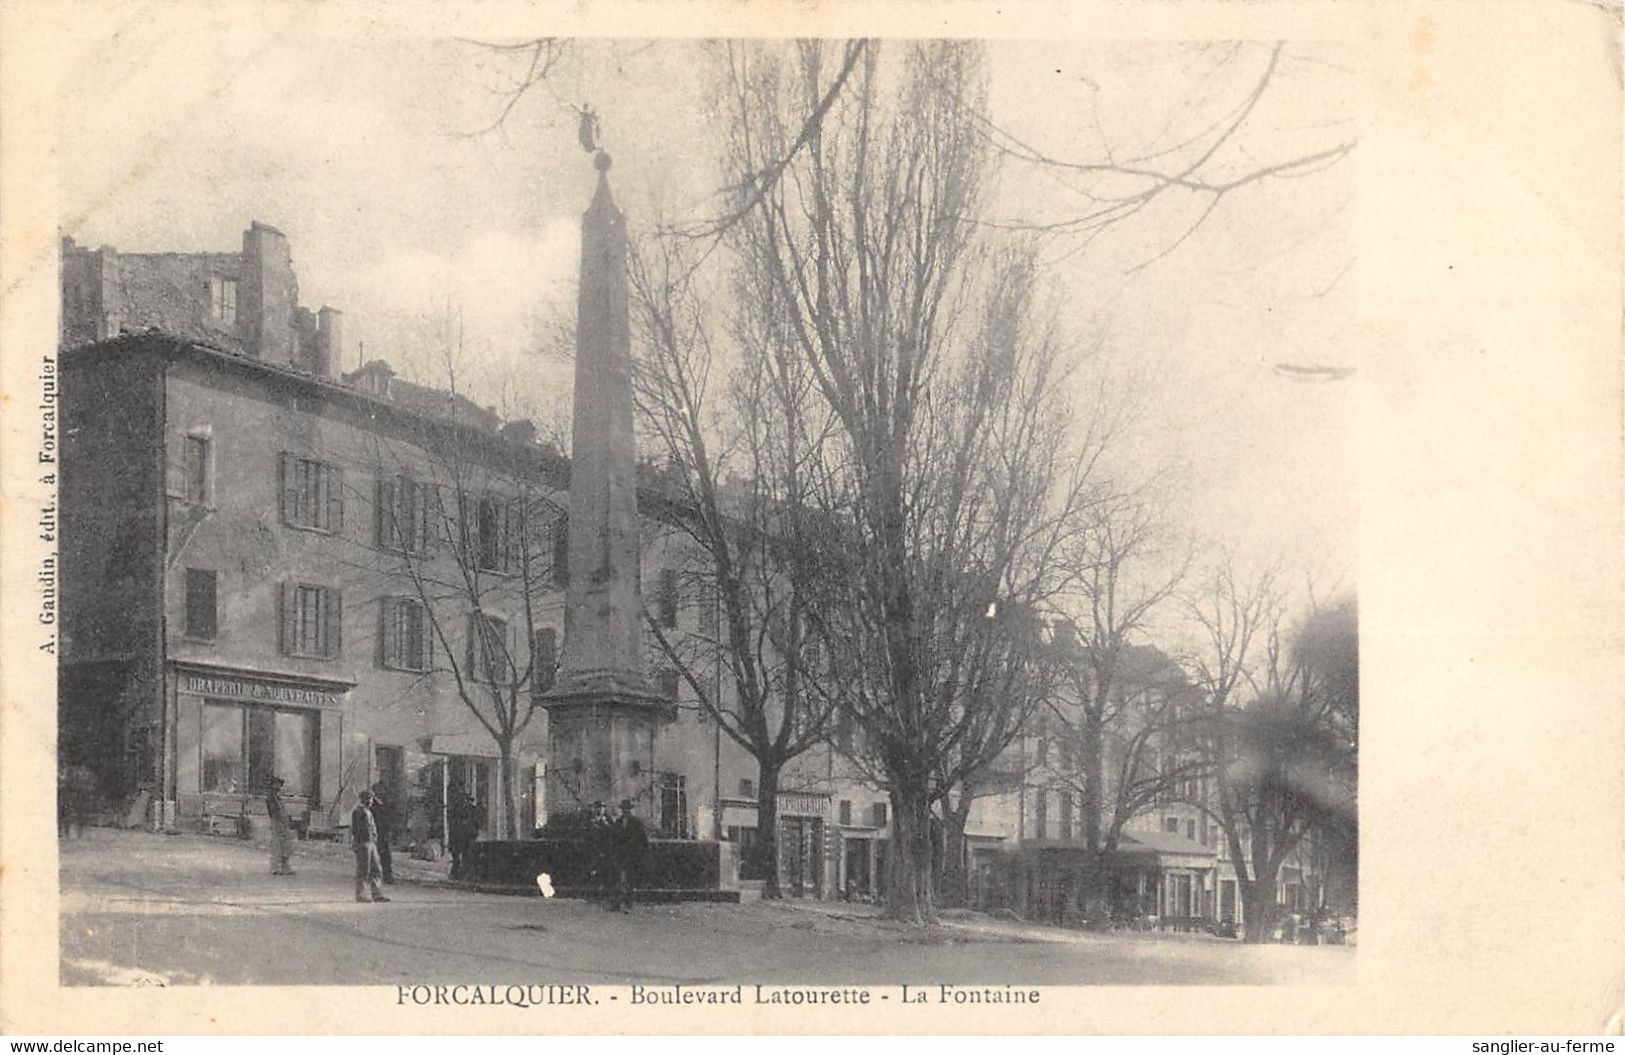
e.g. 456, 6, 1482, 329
181, 673, 344, 708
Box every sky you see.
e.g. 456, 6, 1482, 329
55, 23, 1357, 611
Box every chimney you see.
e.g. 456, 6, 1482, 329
315, 307, 343, 380
241, 222, 297, 365
60, 239, 122, 346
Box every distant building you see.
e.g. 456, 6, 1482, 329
965, 639, 1332, 930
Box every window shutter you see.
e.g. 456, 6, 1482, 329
279, 581, 295, 655
327, 467, 344, 533
280, 454, 298, 525
421, 605, 434, 670
376, 478, 395, 549
324, 587, 343, 658
420, 484, 438, 555
165, 437, 186, 500
378, 597, 393, 668
466, 614, 478, 674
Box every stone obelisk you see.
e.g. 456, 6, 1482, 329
543, 149, 674, 820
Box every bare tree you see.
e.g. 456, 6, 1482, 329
628, 231, 841, 897
719, 40, 1102, 923
1043, 493, 1191, 918
1182, 560, 1275, 937
1185, 563, 1358, 941
976, 41, 1356, 274
1038, 637, 1206, 922
933, 602, 1060, 908
346, 334, 566, 840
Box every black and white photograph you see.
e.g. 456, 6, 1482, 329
1, 0, 1619, 1039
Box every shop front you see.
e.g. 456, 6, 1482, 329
1116, 829, 1217, 928
719, 790, 833, 896
425, 733, 543, 841
168, 662, 350, 834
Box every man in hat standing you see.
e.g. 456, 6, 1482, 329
266, 777, 295, 875
607, 799, 648, 912
351, 789, 390, 903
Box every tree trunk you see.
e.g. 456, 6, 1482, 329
756, 762, 782, 899
940, 803, 972, 909
1081, 715, 1108, 920
1240, 877, 1278, 943
1095, 834, 1123, 926
886, 779, 938, 924
497, 738, 521, 840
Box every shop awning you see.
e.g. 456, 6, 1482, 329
427, 733, 542, 759
1118, 830, 1219, 869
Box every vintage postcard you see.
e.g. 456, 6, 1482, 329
1, 0, 1619, 1037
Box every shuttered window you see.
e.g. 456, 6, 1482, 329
280, 453, 344, 533
468, 496, 520, 573
380, 596, 431, 671
376, 477, 434, 554
279, 582, 342, 658
467, 613, 509, 682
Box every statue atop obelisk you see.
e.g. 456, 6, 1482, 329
543, 140, 674, 820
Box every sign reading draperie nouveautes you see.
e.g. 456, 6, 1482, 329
181, 674, 344, 708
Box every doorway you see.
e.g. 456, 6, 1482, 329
779, 816, 822, 897
374, 745, 405, 844
843, 837, 872, 899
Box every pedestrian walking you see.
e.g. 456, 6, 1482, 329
351, 789, 390, 903
370, 783, 395, 884
266, 778, 295, 875
607, 798, 648, 912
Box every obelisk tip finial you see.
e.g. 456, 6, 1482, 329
594, 150, 612, 173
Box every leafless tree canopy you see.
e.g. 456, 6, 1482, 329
711, 40, 1108, 922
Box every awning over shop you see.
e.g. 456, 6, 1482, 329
426, 733, 542, 760
718, 789, 831, 831
1118, 830, 1219, 870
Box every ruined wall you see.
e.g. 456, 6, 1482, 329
59, 223, 336, 374
116, 251, 248, 353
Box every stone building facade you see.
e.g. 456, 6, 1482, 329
57, 223, 883, 897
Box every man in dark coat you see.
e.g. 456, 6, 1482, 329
351, 789, 390, 903
370, 783, 395, 884
607, 798, 648, 912
266, 777, 295, 875
447, 791, 479, 880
